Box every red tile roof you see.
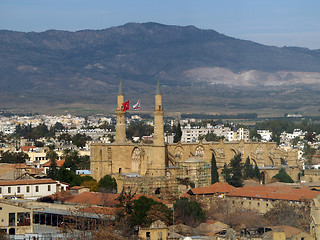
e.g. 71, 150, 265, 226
20, 146, 36, 152
187, 182, 236, 195
65, 192, 119, 206
64, 192, 169, 206
43, 160, 65, 167
183, 182, 320, 202
0, 179, 57, 186
226, 185, 320, 201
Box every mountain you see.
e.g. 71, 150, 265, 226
0, 22, 320, 115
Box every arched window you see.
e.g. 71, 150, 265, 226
195, 146, 204, 157
132, 147, 141, 173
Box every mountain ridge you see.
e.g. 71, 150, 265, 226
0, 22, 320, 115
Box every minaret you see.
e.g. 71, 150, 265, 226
153, 79, 165, 146
115, 80, 126, 143
151, 79, 165, 177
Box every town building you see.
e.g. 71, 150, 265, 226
0, 179, 58, 200
0, 201, 33, 235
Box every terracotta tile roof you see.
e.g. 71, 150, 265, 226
64, 192, 169, 206
187, 182, 236, 195
70, 186, 89, 190
43, 159, 65, 167
226, 185, 320, 201
0, 179, 57, 186
65, 192, 119, 206
20, 146, 36, 152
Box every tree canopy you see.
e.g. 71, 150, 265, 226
98, 175, 117, 193
272, 168, 294, 183
173, 197, 206, 227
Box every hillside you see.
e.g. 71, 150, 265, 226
0, 22, 320, 115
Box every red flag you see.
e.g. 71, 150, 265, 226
122, 100, 129, 112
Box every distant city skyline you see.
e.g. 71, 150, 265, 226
1, 0, 319, 49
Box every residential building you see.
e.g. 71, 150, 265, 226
0, 179, 58, 200
0, 201, 33, 235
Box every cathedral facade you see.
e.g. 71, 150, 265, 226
90, 81, 299, 196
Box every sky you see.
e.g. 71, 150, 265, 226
1, 0, 320, 49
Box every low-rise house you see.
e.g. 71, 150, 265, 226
0, 201, 33, 235
43, 159, 65, 174
139, 220, 168, 240
0, 179, 58, 200
262, 226, 312, 240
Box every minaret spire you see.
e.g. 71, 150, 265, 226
115, 79, 126, 143
152, 79, 165, 176
118, 79, 124, 95
155, 79, 162, 95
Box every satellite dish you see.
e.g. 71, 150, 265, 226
183, 237, 192, 240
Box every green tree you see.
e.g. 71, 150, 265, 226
228, 154, 243, 187
126, 121, 153, 140
173, 122, 182, 143
78, 155, 90, 170
253, 165, 262, 180
1, 151, 29, 164
63, 149, 79, 172
272, 168, 294, 183
98, 175, 117, 193
222, 163, 231, 183
291, 136, 300, 146
211, 153, 219, 184
46, 149, 58, 179
249, 129, 261, 141
199, 133, 223, 142
71, 133, 92, 148
243, 157, 254, 179
174, 198, 206, 227
131, 196, 172, 227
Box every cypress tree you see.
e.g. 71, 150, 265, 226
173, 122, 182, 143
222, 163, 231, 183
253, 165, 262, 180
272, 168, 294, 183
229, 154, 243, 187
211, 153, 219, 184
244, 157, 254, 179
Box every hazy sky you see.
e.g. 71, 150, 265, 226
1, 0, 319, 49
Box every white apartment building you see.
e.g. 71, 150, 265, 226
257, 130, 272, 142
181, 124, 233, 143
0, 179, 59, 200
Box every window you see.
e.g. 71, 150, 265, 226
35, 186, 39, 192
0, 187, 2, 194
8, 187, 11, 193
146, 232, 151, 240
17, 187, 20, 193
26, 186, 30, 193
48, 185, 51, 191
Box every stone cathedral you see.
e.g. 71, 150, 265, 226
91, 81, 299, 197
